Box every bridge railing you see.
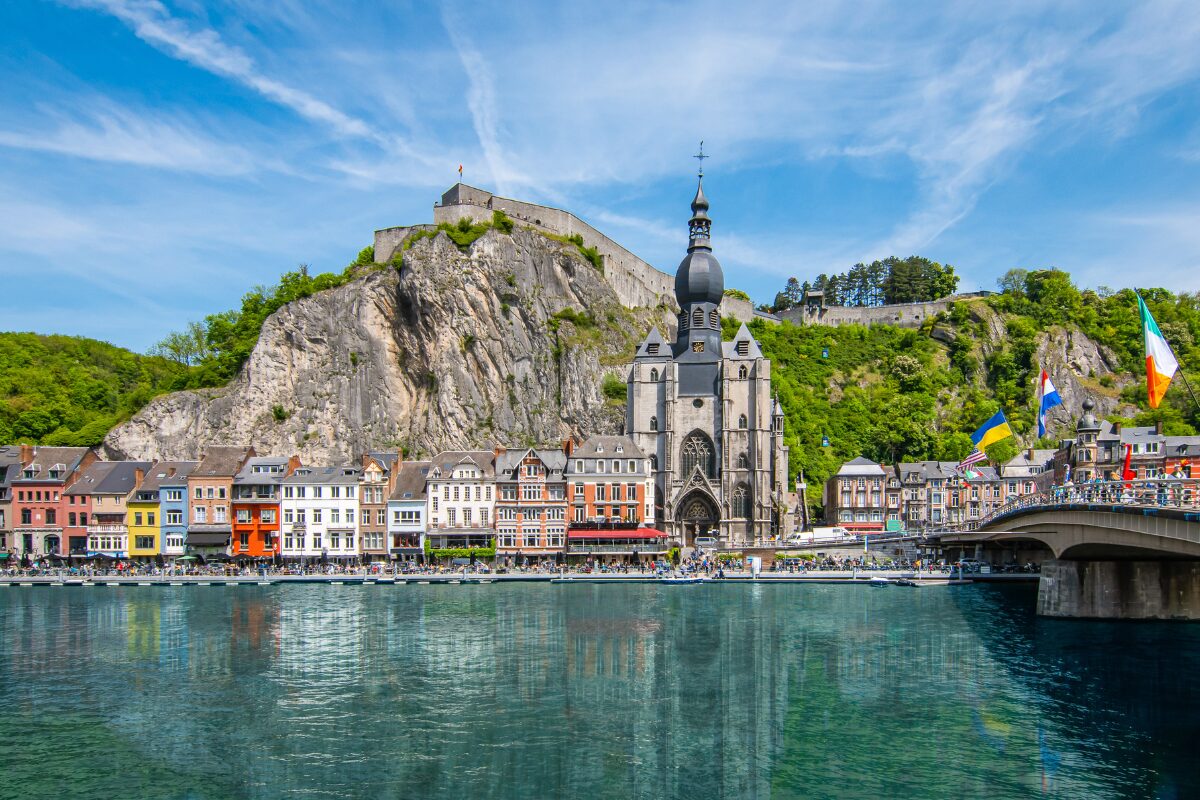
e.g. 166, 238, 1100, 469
946, 479, 1200, 532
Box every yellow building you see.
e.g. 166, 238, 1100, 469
127, 464, 165, 560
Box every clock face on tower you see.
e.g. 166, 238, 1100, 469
692, 342, 704, 353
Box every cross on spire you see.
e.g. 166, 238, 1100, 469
694, 140, 708, 176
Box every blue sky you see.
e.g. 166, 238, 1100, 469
4, 1, 1200, 352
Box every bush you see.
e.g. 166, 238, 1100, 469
724, 288, 752, 302
601, 373, 627, 403
271, 405, 290, 422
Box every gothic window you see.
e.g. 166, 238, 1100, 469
738, 414, 748, 429
738, 364, 748, 379
732, 484, 750, 518
650, 455, 658, 471
692, 308, 704, 327
738, 452, 749, 469
681, 432, 715, 478
650, 368, 658, 382
709, 310, 719, 327
650, 416, 658, 432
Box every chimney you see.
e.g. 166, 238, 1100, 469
1156, 420, 1163, 435
135, 468, 145, 488
166, 466, 177, 478
19, 444, 33, 464
494, 445, 506, 461
563, 438, 574, 457
1114, 423, 1122, 434
286, 455, 302, 476
1027, 447, 1034, 461
396, 446, 404, 466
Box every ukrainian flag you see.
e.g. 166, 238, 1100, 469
971, 410, 1013, 449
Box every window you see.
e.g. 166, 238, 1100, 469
480, 509, 489, 526
313, 533, 322, 550
597, 461, 606, 474
650, 416, 658, 432
474, 486, 481, 501
681, 432, 715, 478
166, 511, 182, 525
148, 513, 155, 526
377, 509, 386, 525
522, 485, 541, 501
361, 509, 370, 525
21, 509, 31, 525
236, 509, 251, 524
195, 487, 202, 499
650, 368, 659, 382
261, 509, 275, 524
738, 414, 748, 429
331, 486, 340, 498
166, 489, 182, 502
574, 506, 585, 522
464, 508, 473, 525
692, 308, 704, 327
738, 453, 749, 469
613, 460, 622, 473
313, 487, 323, 499
709, 310, 718, 327
69, 512, 77, 526
80, 513, 87, 526
347, 487, 356, 499
453, 486, 460, 501
628, 460, 636, 473
331, 531, 341, 549
596, 484, 607, 501
206, 487, 214, 499
296, 510, 306, 524
136, 536, 155, 550
214, 506, 227, 523
239, 532, 249, 548
399, 510, 420, 525
736, 342, 749, 358
297, 486, 307, 499
284, 509, 294, 524
447, 508, 457, 526
194, 507, 207, 523
524, 464, 538, 478
218, 487, 226, 499
312, 509, 322, 524
574, 483, 584, 498
330, 509, 341, 524
692, 341, 704, 353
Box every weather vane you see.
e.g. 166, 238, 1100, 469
694, 140, 708, 177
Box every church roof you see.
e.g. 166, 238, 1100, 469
721, 322, 763, 359
675, 249, 724, 306
634, 326, 671, 359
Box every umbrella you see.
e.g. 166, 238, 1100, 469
177, 555, 199, 562
207, 553, 233, 563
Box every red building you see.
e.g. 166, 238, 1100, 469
564, 436, 663, 562
231, 455, 299, 558
10, 446, 96, 557
494, 446, 568, 562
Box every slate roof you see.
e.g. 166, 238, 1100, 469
571, 436, 645, 460
66, 461, 151, 497
389, 461, 432, 502
428, 451, 495, 479
835, 457, 885, 477
136, 461, 199, 494
193, 446, 254, 479
721, 322, 764, 359
496, 448, 568, 481
283, 465, 362, 485
234, 456, 292, 486
634, 326, 671, 360
12, 447, 91, 483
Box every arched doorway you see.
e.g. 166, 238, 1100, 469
678, 491, 719, 547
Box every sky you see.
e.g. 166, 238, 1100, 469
3, 1, 1200, 352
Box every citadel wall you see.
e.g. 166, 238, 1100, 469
777, 292, 992, 329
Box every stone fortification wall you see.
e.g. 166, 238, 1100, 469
430, 184, 676, 310
375, 184, 760, 320
777, 292, 992, 329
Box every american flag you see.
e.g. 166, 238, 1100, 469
958, 448, 987, 470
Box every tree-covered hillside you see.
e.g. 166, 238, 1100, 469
0, 333, 188, 446
742, 268, 1200, 509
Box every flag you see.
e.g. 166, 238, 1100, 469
458, 163, 463, 177
1035, 369, 1063, 438
958, 448, 987, 470
1138, 294, 1178, 408
1121, 443, 1135, 486
971, 410, 1013, 450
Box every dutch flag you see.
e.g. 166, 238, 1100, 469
1036, 369, 1063, 438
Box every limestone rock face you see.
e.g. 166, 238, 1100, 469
104, 229, 640, 462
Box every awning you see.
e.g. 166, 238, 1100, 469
568, 528, 667, 540
390, 547, 423, 555
186, 533, 230, 546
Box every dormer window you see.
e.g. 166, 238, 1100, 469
647, 344, 660, 356
736, 340, 749, 357
615, 445, 624, 453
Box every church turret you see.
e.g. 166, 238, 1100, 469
673, 174, 724, 394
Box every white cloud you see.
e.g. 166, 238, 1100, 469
0, 101, 255, 174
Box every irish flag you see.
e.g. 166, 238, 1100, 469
1138, 294, 1178, 408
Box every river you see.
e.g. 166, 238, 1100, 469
0, 582, 1195, 799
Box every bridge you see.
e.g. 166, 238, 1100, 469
939, 480, 1200, 620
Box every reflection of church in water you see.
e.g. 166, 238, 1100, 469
627, 176, 791, 547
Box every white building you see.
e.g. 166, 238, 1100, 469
387, 460, 431, 561
425, 451, 495, 550
280, 466, 362, 561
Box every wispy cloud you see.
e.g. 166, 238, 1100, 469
0, 101, 255, 174
68, 0, 377, 140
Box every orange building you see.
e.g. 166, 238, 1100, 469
231, 455, 299, 558
564, 435, 663, 562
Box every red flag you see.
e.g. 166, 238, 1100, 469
458, 164, 463, 177
1121, 443, 1135, 486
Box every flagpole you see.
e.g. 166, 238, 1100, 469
1135, 289, 1200, 413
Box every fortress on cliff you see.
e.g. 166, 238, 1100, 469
374, 184, 989, 329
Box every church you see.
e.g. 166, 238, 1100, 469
626, 176, 792, 547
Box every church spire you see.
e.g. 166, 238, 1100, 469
688, 142, 712, 250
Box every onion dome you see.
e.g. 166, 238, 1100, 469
674, 176, 725, 306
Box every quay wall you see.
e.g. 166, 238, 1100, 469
1037, 559, 1200, 620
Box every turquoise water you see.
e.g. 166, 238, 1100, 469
0, 583, 1196, 799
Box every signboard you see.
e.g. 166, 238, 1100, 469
885, 519, 903, 532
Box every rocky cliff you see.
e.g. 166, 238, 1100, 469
105, 228, 657, 462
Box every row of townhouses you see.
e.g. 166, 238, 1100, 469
825, 402, 1200, 533
0, 436, 661, 563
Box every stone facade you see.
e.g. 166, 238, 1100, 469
626, 180, 791, 548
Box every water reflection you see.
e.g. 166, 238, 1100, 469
0, 583, 1196, 799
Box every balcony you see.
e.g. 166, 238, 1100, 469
568, 543, 668, 555
87, 524, 128, 534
